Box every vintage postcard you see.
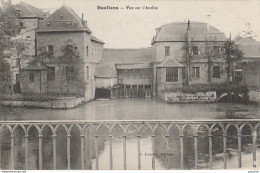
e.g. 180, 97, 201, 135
0, 0, 259, 171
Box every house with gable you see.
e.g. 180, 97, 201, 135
151, 21, 227, 96
20, 5, 104, 102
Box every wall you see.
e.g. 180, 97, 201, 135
152, 42, 186, 63
160, 91, 217, 103
117, 68, 153, 85
95, 77, 117, 89
156, 67, 184, 96
241, 61, 260, 90
37, 32, 88, 96
190, 62, 227, 85
20, 18, 39, 57
20, 70, 47, 94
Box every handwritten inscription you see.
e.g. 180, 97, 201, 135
97, 5, 158, 10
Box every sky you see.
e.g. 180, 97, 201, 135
11, 0, 260, 48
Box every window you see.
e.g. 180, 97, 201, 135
213, 46, 219, 55
16, 74, 19, 84
192, 67, 200, 78
64, 45, 73, 52
29, 73, 34, 83
47, 45, 53, 55
86, 46, 89, 56
86, 66, 89, 80
66, 66, 74, 80
47, 66, 55, 81
145, 85, 151, 89
213, 66, 220, 78
165, 46, 170, 56
192, 46, 199, 55
182, 67, 186, 80
166, 67, 178, 82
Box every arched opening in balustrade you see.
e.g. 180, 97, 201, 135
168, 124, 181, 169
256, 124, 260, 167
28, 125, 40, 170
240, 123, 253, 168
55, 125, 68, 170
153, 124, 168, 170
84, 124, 95, 170
226, 124, 239, 168
138, 123, 153, 170
125, 124, 138, 169
210, 123, 224, 169
42, 125, 54, 170
92, 124, 110, 170
197, 124, 209, 169
70, 125, 81, 170
0, 125, 12, 169
182, 124, 195, 169
13, 125, 26, 170
110, 124, 125, 170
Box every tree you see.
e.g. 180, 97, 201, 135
56, 39, 85, 96
0, 0, 22, 94
241, 23, 257, 39
184, 21, 194, 86
204, 36, 225, 84
224, 37, 243, 83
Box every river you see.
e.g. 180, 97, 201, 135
0, 98, 259, 170
0, 98, 259, 120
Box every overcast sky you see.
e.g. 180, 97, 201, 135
12, 0, 260, 48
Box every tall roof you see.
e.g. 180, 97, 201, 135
236, 38, 260, 58
95, 48, 152, 78
37, 5, 91, 33
152, 21, 227, 43
91, 35, 105, 44
15, 2, 47, 19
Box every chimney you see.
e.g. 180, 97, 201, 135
156, 28, 161, 35
187, 19, 190, 30
207, 14, 211, 32
82, 13, 84, 22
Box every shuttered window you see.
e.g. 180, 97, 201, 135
47, 67, 55, 81
166, 67, 178, 82
66, 66, 74, 80
192, 67, 200, 78
213, 66, 220, 78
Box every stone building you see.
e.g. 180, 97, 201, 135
20, 5, 104, 102
95, 48, 152, 98
237, 38, 260, 103
151, 22, 227, 96
12, 2, 47, 93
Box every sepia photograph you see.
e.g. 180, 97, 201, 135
0, 0, 259, 171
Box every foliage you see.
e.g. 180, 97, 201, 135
224, 39, 244, 82
0, 0, 23, 94
56, 39, 85, 95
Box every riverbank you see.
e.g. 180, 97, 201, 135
0, 96, 85, 109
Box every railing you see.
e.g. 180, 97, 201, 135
0, 119, 260, 170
